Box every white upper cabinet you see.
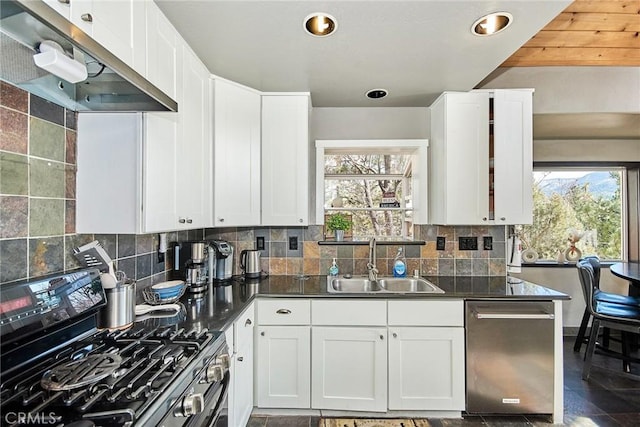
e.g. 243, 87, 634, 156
176, 44, 211, 229
76, 112, 178, 234
429, 89, 533, 225
261, 94, 310, 226
43, 0, 70, 19
145, 0, 179, 100
77, 37, 211, 233
212, 78, 262, 227
70, 0, 145, 72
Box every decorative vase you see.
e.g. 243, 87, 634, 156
335, 230, 345, 242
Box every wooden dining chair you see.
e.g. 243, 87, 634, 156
574, 256, 640, 353
577, 259, 640, 380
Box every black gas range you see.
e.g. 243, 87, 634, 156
0, 269, 230, 427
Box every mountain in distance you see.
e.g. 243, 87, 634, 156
538, 172, 618, 198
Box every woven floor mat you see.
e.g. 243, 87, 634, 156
320, 419, 432, 427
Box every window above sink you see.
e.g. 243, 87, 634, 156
315, 140, 429, 242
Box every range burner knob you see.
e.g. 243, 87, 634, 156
206, 363, 225, 383
216, 353, 230, 370
177, 393, 204, 417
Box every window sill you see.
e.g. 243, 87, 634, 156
521, 261, 620, 268
318, 240, 426, 246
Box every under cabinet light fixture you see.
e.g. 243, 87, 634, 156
33, 40, 88, 83
471, 12, 513, 36
304, 13, 337, 37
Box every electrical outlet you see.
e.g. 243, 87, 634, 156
483, 236, 493, 250
459, 236, 478, 250
256, 236, 265, 251
436, 236, 446, 250
289, 236, 298, 251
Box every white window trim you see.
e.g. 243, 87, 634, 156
529, 166, 627, 262
315, 139, 429, 226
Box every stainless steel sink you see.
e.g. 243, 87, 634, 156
377, 277, 445, 293
327, 277, 382, 293
326, 276, 444, 294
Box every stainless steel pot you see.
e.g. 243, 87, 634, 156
98, 279, 136, 329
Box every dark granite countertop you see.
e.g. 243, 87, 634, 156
137, 275, 569, 334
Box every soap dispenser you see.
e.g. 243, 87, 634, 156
329, 258, 339, 276
392, 247, 407, 277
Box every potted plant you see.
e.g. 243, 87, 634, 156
326, 213, 352, 241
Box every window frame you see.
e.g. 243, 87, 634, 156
522, 164, 628, 264
315, 139, 429, 240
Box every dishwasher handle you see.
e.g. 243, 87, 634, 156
475, 312, 555, 320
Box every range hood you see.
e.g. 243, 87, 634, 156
0, 0, 177, 112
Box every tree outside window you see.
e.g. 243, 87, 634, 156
520, 169, 624, 262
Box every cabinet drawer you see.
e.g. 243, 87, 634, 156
388, 300, 463, 326
257, 299, 310, 325
312, 300, 387, 326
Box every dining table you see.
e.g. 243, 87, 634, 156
610, 261, 640, 297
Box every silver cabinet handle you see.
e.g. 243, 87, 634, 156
186, 218, 193, 224
379, 334, 384, 340
392, 332, 397, 338
58, 0, 70, 4
476, 313, 555, 320
299, 219, 303, 223
276, 309, 291, 315
482, 217, 488, 221
218, 218, 225, 222
178, 218, 186, 224
245, 319, 252, 326
260, 331, 265, 336
500, 217, 506, 221
81, 13, 93, 22
237, 356, 244, 362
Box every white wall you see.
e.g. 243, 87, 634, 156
479, 66, 640, 114
513, 267, 632, 328
311, 107, 429, 141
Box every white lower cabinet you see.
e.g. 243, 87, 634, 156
225, 303, 254, 427
255, 298, 311, 409
311, 326, 388, 412
388, 327, 465, 410
254, 298, 465, 415
256, 326, 311, 408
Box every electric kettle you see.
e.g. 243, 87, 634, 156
240, 249, 261, 278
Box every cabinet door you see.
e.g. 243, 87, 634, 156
213, 79, 261, 226
256, 326, 310, 408
71, 0, 144, 70
261, 95, 309, 226
176, 45, 211, 228
142, 112, 179, 232
233, 336, 254, 427
388, 327, 465, 411
145, 0, 178, 100
443, 92, 490, 224
43, 0, 70, 19
493, 90, 533, 224
311, 327, 387, 412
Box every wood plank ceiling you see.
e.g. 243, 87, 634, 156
502, 0, 640, 66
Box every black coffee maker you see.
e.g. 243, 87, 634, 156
172, 241, 212, 293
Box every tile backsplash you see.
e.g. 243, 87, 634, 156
0, 81, 507, 290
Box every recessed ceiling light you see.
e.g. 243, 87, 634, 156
471, 12, 513, 36
304, 13, 337, 37
366, 89, 388, 99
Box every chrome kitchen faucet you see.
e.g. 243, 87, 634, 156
367, 237, 378, 282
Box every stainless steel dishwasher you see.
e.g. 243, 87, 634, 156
466, 300, 555, 414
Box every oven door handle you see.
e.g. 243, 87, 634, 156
205, 372, 230, 427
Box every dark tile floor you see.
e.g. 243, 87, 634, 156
247, 336, 640, 426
